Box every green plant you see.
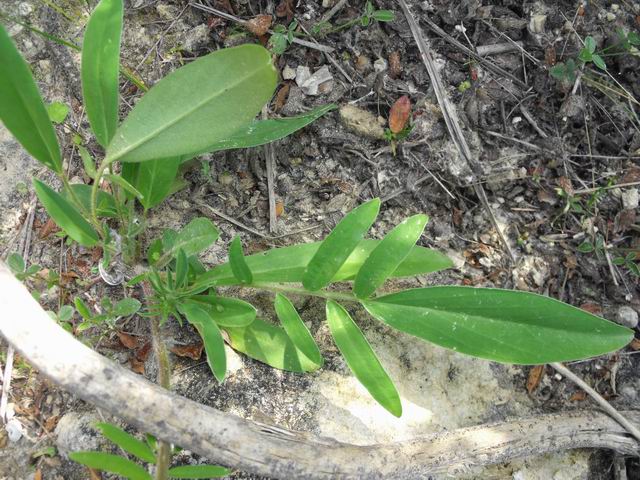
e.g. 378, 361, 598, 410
311, 1, 395, 37
75, 296, 141, 332
268, 19, 298, 55
0, 0, 635, 475
69, 422, 231, 480
550, 31, 640, 83
7, 252, 41, 281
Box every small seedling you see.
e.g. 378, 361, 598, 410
310, 1, 395, 37
7, 252, 41, 281
47, 305, 75, 331
74, 296, 141, 332
268, 20, 298, 55
70, 422, 231, 480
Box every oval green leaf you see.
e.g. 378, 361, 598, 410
68, 452, 151, 480
179, 303, 227, 382
363, 287, 634, 364
274, 294, 323, 366
62, 184, 118, 218
229, 236, 252, 284
225, 318, 321, 373
326, 301, 401, 417
191, 240, 452, 290
171, 218, 219, 258
81, 0, 122, 146
95, 422, 155, 463
186, 295, 256, 327
353, 214, 428, 299
105, 44, 277, 163
303, 198, 381, 291
33, 179, 99, 246
121, 157, 182, 209
0, 24, 62, 173
168, 465, 232, 478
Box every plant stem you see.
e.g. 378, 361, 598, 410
143, 281, 172, 480
249, 282, 359, 303
90, 160, 111, 229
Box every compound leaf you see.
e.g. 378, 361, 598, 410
33, 179, 99, 247
191, 240, 452, 290
96, 422, 155, 464
326, 301, 401, 417
363, 287, 634, 364
303, 198, 380, 291
68, 452, 151, 480
225, 318, 321, 373
106, 44, 277, 163
0, 24, 62, 173
168, 465, 232, 479
179, 303, 227, 382
81, 0, 122, 147
274, 294, 323, 366
353, 214, 428, 299
186, 295, 256, 327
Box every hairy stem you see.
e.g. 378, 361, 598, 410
248, 282, 359, 303
143, 282, 172, 480
90, 160, 111, 231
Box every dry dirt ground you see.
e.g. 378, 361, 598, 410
1, 0, 640, 479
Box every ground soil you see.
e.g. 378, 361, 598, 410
1, 0, 640, 479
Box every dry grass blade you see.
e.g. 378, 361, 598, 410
396, 0, 515, 262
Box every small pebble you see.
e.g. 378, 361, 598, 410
373, 58, 387, 73
615, 306, 638, 329
621, 188, 639, 210
606, 12, 616, 21
282, 65, 296, 80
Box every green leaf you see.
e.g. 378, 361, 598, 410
549, 63, 566, 81
191, 104, 337, 155
577, 241, 595, 253
168, 218, 219, 259
174, 249, 188, 288
363, 287, 634, 364
81, 0, 123, 147
112, 298, 141, 316
7, 253, 25, 274
147, 238, 163, 265
68, 452, 152, 480
62, 184, 118, 218
229, 236, 253, 284
274, 294, 323, 366
168, 465, 232, 479
179, 303, 227, 382
0, 24, 62, 173
74, 297, 92, 320
104, 174, 144, 201
33, 179, 99, 246
592, 54, 607, 70
326, 301, 401, 417
78, 145, 97, 178
584, 36, 596, 54
372, 10, 395, 22
225, 318, 321, 372
105, 44, 277, 163
628, 31, 640, 45
186, 296, 256, 327
578, 47, 592, 63
191, 240, 452, 290
122, 157, 182, 209
46, 101, 70, 124
353, 214, 428, 298
58, 305, 74, 322
303, 198, 381, 291
268, 32, 289, 55
96, 422, 156, 464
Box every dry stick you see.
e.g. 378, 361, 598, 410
420, 16, 527, 91
1, 264, 640, 478
551, 362, 640, 443
397, 0, 515, 262
320, 0, 348, 23
476, 41, 524, 56
190, 3, 335, 53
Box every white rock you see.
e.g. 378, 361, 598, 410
282, 65, 296, 80
6, 418, 24, 442
529, 14, 547, 33
373, 58, 388, 73
296, 65, 333, 96
616, 306, 639, 329
18, 2, 33, 16
621, 188, 639, 210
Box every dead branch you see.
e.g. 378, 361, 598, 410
1, 262, 639, 479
